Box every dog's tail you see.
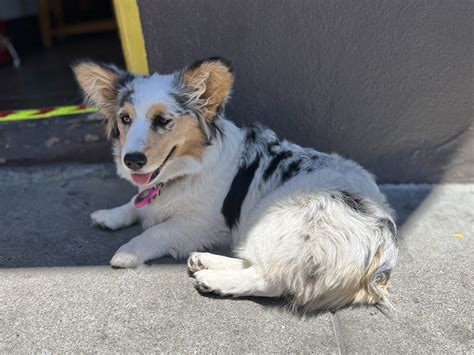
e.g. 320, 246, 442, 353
292, 215, 398, 313
340, 217, 398, 310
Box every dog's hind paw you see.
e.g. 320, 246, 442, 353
187, 252, 207, 273
194, 271, 217, 294
193, 270, 230, 296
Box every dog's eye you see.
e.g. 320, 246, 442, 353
153, 115, 170, 128
120, 114, 132, 125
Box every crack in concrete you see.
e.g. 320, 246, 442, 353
330, 312, 347, 355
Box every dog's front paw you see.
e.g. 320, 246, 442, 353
110, 244, 144, 268
91, 209, 125, 230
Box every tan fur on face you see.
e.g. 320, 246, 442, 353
73, 62, 121, 138
115, 101, 206, 168
174, 117, 207, 160
146, 104, 167, 120
182, 60, 233, 121
144, 115, 206, 166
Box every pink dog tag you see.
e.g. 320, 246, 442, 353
134, 184, 161, 208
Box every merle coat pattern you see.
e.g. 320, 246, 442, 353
73, 57, 398, 311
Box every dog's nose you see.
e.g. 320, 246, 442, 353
124, 152, 147, 171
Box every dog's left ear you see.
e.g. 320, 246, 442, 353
178, 57, 233, 120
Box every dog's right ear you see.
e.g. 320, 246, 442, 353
73, 61, 131, 139
73, 61, 120, 105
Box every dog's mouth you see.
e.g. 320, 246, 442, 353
130, 146, 176, 186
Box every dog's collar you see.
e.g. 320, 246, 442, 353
132, 145, 177, 208
134, 183, 164, 208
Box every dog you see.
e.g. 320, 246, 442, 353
73, 57, 398, 311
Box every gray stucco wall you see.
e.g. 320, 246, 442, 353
138, 0, 473, 183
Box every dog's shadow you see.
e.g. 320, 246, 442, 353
190, 282, 389, 319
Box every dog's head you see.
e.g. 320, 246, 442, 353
73, 57, 233, 186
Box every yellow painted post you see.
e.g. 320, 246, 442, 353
113, 0, 149, 74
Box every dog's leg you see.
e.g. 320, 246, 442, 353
194, 267, 283, 298
91, 198, 138, 230
110, 218, 218, 268
187, 252, 248, 273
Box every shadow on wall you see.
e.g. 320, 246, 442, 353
140, 0, 473, 184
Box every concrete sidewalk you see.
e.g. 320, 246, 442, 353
0, 165, 472, 353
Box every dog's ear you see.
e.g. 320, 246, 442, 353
177, 57, 233, 121
72, 61, 130, 138
72, 61, 124, 108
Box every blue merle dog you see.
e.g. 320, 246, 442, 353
73, 57, 398, 311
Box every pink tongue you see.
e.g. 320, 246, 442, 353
131, 172, 153, 185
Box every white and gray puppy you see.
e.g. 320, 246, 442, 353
73, 57, 398, 311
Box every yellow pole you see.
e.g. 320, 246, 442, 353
113, 0, 149, 74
